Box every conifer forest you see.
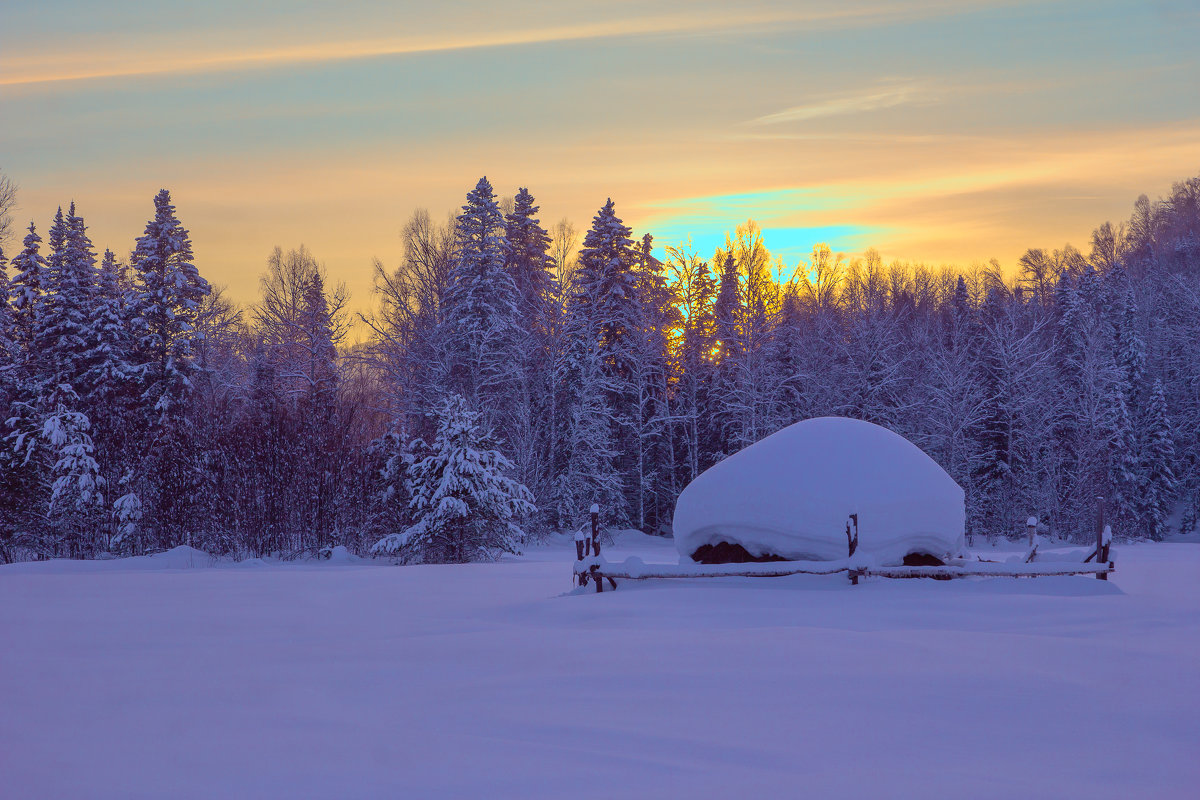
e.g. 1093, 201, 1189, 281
1, 173, 1198, 563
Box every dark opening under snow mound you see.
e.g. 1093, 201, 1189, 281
691, 542, 947, 567
691, 542, 788, 564
902, 552, 946, 567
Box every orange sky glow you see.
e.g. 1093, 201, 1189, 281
2, 0, 1198, 334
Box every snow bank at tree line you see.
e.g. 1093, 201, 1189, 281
320, 545, 359, 563
1, 545, 369, 574
0, 545, 219, 573
674, 417, 966, 564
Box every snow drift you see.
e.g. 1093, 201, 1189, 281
673, 417, 965, 565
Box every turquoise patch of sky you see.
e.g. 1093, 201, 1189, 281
650, 223, 882, 271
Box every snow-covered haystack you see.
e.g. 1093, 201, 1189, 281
674, 417, 965, 566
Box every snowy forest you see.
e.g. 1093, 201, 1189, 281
0, 172, 1197, 563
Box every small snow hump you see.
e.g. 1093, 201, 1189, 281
673, 416, 965, 566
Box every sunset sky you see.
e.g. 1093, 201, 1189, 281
3, 0, 1198, 322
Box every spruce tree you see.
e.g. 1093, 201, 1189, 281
573, 199, 641, 385
1116, 289, 1146, 414
1105, 380, 1139, 534
37, 203, 98, 396
0, 244, 12, 374
1, 223, 49, 556
32, 204, 75, 395
8, 223, 47, 357
128, 189, 209, 549
771, 285, 805, 423
503, 187, 557, 337
627, 232, 678, 532
371, 394, 534, 563
85, 248, 136, 545
440, 178, 523, 409
130, 189, 210, 420
570, 200, 644, 521
83, 249, 133, 411
709, 250, 743, 459
552, 305, 626, 530
297, 268, 341, 549
1141, 378, 1177, 539
13, 205, 107, 555
502, 188, 560, 525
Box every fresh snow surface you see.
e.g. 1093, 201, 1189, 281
2, 533, 1198, 799
674, 417, 966, 564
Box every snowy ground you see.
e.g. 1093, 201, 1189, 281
2, 534, 1198, 799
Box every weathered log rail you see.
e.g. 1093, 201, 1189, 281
575, 556, 1115, 586
572, 501, 1115, 592
858, 561, 1114, 580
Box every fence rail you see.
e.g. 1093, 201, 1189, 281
572, 503, 1115, 592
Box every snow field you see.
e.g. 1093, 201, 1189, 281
1, 536, 1197, 799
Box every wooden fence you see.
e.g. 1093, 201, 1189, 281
572, 500, 1115, 592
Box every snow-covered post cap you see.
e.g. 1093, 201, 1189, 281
573, 527, 587, 562
588, 504, 601, 557
1027, 516, 1038, 527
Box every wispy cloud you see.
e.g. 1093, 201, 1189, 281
0, 10, 847, 87
748, 83, 932, 126
0, 1, 1025, 88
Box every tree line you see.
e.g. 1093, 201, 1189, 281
1, 173, 1197, 562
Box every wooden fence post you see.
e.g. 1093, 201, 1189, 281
1026, 516, 1037, 548
587, 504, 615, 591
1095, 496, 1107, 581
847, 514, 859, 585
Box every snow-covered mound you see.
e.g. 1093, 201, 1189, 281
673, 417, 965, 565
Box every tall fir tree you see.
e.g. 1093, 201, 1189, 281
83, 248, 133, 411
709, 251, 741, 459
573, 200, 641, 385
130, 189, 210, 420
552, 303, 626, 530
8, 223, 47, 357
440, 178, 523, 411
502, 187, 560, 522
1104, 379, 1140, 534
1, 223, 51, 556
1115, 289, 1146, 416
568, 199, 644, 523
0, 243, 12, 376
85, 247, 136, 542
297, 268, 342, 550
128, 189, 209, 549
1140, 378, 1177, 539
503, 187, 558, 339
37, 205, 100, 393
627, 232, 678, 532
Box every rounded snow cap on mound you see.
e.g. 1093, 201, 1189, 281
673, 417, 965, 566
